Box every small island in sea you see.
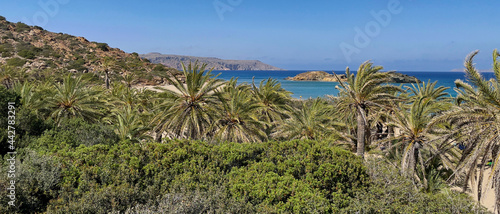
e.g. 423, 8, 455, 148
285, 70, 422, 83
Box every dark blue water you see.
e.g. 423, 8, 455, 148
213, 70, 496, 99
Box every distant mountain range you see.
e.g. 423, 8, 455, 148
141, 53, 284, 71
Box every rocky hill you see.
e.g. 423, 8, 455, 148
0, 16, 178, 86
285, 70, 421, 83
141, 53, 284, 71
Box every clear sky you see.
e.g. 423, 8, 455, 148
0, 0, 499, 71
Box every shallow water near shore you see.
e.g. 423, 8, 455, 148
214, 70, 496, 99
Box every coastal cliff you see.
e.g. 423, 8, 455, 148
141, 53, 284, 71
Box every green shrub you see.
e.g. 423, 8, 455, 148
0, 150, 61, 213
55, 33, 73, 41
6, 57, 27, 67
2, 32, 14, 40
18, 49, 36, 59
226, 140, 368, 213
116, 186, 255, 214
66, 57, 86, 71
38, 140, 367, 213
15, 22, 30, 32
0, 16, 6, 21
33, 118, 119, 151
94, 42, 109, 51
15, 108, 53, 149
1, 52, 13, 57
16, 43, 42, 59
0, 44, 14, 57
341, 158, 491, 213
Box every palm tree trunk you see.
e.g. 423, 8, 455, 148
155, 130, 162, 143
105, 70, 110, 89
356, 107, 365, 157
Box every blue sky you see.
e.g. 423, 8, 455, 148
0, 0, 499, 71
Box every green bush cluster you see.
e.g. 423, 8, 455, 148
17, 42, 44, 59
66, 55, 87, 71
1, 32, 14, 40
94, 42, 109, 51
0, 118, 370, 214
15, 22, 30, 32
6, 57, 27, 67
343, 158, 490, 213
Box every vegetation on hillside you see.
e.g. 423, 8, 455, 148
0, 19, 498, 212
0, 18, 179, 87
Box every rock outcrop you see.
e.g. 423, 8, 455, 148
285, 71, 421, 83
387, 71, 422, 83
284, 71, 346, 82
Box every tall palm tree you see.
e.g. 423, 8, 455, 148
151, 61, 224, 140
99, 57, 119, 89
0, 65, 28, 89
332, 61, 403, 157
274, 98, 342, 141
209, 79, 267, 143
435, 50, 500, 210
251, 77, 292, 136
381, 81, 451, 188
251, 78, 292, 122
44, 74, 106, 125
105, 105, 150, 143
12, 81, 42, 111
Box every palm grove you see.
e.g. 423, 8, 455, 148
0, 50, 499, 213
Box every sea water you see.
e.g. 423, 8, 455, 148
214, 70, 496, 99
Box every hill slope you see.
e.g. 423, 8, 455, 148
0, 17, 178, 86
141, 52, 284, 71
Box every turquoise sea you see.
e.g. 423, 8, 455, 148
214, 70, 496, 99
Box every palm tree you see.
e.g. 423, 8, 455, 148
435, 50, 500, 210
99, 57, 119, 89
274, 98, 342, 141
332, 61, 403, 157
13, 81, 41, 110
251, 77, 293, 136
0, 65, 28, 89
151, 61, 224, 140
209, 80, 267, 143
380, 81, 451, 188
105, 105, 150, 143
44, 74, 106, 125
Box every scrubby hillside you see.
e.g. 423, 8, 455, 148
0, 16, 178, 86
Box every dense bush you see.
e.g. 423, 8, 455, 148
6, 57, 27, 67
32, 118, 119, 151
95, 42, 109, 51
16, 42, 43, 59
0, 43, 14, 57
226, 140, 368, 213
343, 158, 490, 213
0, 151, 61, 213
0, 138, 368, 213
17, 49, 36, 59
66, 57, 86, 71
115, 186, 255, 214
15, 22, 30, 32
